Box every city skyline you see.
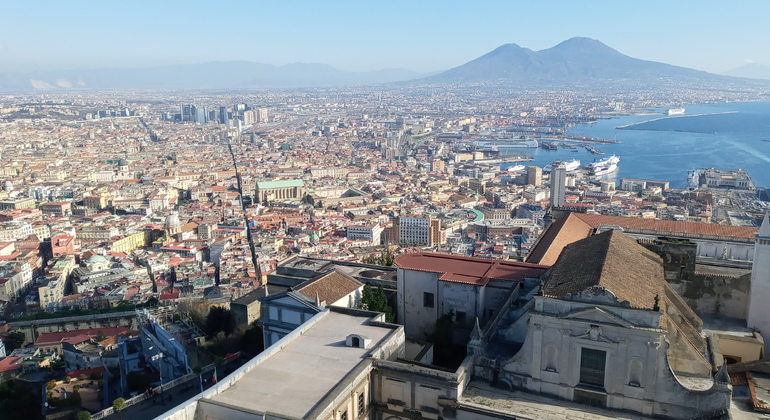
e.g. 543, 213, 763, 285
1, 0, 769, 74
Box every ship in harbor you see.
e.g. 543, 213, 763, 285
508, 164, 526, 172
544, 159, 581, 173
667, 108, 685, 115
593, 163, 618, 176
586, 155, 620, 171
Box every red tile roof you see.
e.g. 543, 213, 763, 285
527, 212, 759, 268
0, 356, 23, 373
573, 213, 757, 239
35, 325, 131, 346
395, 253, 548, 286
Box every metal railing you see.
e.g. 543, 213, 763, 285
90, 364, 215, 420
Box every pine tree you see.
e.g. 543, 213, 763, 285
361, 284, 394, 322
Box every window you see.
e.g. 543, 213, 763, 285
340, 411, 347, 420
455, 311, 466, 324
628, 359, 643, 387
579, 348, 607, 388
423, 292, 434, 308
358, 392, 365, 416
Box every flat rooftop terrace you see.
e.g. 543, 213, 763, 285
202, 310, 394, 418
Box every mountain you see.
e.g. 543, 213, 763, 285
0, 62, 430, 91
424, 37, 726, 84
723, 63, 770, 80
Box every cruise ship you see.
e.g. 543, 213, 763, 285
667, 108, 685, 116
543, 159, 580, 173
587, 155, 620, 171
593, 163, 618, 176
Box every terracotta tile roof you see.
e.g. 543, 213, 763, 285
35, 325, 131, 346
0, 356, 23, 373
62, 334, 92, 345
573, 213, 757, 240
526, 213, 594, 266
296, 269, 362, 305
542, 229, 666, 311
395, 253, 548, 286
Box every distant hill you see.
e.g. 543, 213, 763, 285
423, 37, 734, 85
0, 62, 430, 91
723, 63, 770, 80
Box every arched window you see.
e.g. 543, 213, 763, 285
628, 359, 643, 387
542, 344, 558, 372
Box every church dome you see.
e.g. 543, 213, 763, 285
164, 212, 181, 228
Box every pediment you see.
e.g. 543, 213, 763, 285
559, 307, 635, 328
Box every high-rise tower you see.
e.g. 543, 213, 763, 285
550, 162, 566, 207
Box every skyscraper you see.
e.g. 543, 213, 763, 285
219, 106, 228, 125
550, 162, 566, 207
527, 166, 542, 187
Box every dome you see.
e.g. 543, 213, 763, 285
118, 158, 129, 166
3, 181, 12, 191
164, 212, 181, 228
87, 254, 108, 264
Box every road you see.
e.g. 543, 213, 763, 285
106, 372, 217, 420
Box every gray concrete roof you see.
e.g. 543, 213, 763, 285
204, 311, 392, 418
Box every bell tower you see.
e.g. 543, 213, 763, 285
748, 213, 770, 339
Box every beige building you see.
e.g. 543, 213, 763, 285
38, 255, 75, 309
256, 179, 306, 202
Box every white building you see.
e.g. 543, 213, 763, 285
0, 261, 32, 301
347, 223, 384, 246
495, 229, 731, 418
550, 162, 567, 207
395, 253, 547, 341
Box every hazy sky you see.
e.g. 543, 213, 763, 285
1, 0, 768, 74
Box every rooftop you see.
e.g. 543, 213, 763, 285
541, 229, 665, 310
202, 310, 395, 418
296, 269, 362, 305
257, 179, 305, 189
395, 252, 548, 286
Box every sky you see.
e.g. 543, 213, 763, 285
0, 0, 768, 74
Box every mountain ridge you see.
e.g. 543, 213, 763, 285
423, 37, 724, 84
0, 62, 433, 91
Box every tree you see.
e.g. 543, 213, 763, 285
76, 411, 92, 420
205, 306, 237, 337
94, 330, 106, 342
126, 371, 151, 392
361, 284, 394, 322
79, 374, 87, 381
240, 321, 264, 355
380, 248, 394, 266
64, 376, 72, 384
112, 397, 126, 420
46, 380, 57, 390
4, 331, 25, 353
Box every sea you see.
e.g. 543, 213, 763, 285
500, 100, 770, 188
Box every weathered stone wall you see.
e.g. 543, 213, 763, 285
642, 239, 751, 319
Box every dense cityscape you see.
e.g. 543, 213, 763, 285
3, 4, 770, 418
